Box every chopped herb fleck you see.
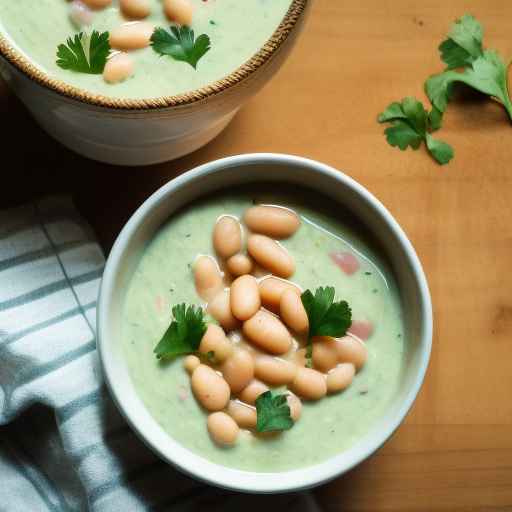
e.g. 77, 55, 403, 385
209, 20, 216, 26
364, 271, 372, 275
185, 234, 191, 238
372, 289, 378, 294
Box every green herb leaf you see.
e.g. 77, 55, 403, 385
150, 26, 211, 69
255, 391, 294, 433
425, 133, 454, 165
154, 303, 207, 359
384, 119, 424, 150
378, 97, 454, 165
301, 287, 352, 367
426, 50, 512, 119
56, 31, 110, 74
428, 105, 444, 131
439, 14, 483, 69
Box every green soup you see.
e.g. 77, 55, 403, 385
121, 189, 406, 472
0, 0, 293, 98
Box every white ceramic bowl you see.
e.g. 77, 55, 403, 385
0, 2, 309, 166
97, 153, 433, 493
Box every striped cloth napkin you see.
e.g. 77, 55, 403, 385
0, 197, 320, 511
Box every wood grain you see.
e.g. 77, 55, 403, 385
1, 1, 512, 509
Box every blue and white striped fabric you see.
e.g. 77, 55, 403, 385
0, 197, 320, 512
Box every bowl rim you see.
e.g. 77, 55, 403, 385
97, 153, 433, 492
0, 0, 307, 111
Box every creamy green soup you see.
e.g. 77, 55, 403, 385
0, 0, 293, 98
121, 189, 406, 472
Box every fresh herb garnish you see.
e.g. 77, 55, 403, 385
255, 391, 294, 433
301, 287, 352, 367
427, 14, 512, 123
56, 30, 110, 74
150, 26, 211, 69
378, 14, 512, 166
154, 303, 207, 359
426, 50, 512, 121
438, 14, 483, 69
378, 97, 454, 165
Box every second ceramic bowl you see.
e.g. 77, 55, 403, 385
0, 1, 309, 165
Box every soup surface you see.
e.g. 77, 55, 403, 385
121, 189, 407, 472
0, 0, 293, 98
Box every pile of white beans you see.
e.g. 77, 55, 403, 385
183, 205, 368, 446
67, 0, 194, 83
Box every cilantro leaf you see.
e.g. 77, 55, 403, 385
428, 106, 443, 132
425, 133, 454, 165
426, 50, 512, 120
150, 26, 211, 69
377, 101, 408, 123
439, 14, 483, 69
56, 31, 110, 74
301, 287, 352, 367
154, 303, 207, 359
255, 391, 294, 433
378, 97, 454, 165
384, 120, 423, 150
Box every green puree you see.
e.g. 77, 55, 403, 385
122, 190, 406, 472
0, 0, 292, 99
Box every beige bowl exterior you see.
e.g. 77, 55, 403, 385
0, 0, 309, 165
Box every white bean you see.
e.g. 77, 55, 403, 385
163, 0, 193, 26
238, 379, 269, 405
103, 52, 134, 84
247, 235, 295, 278
207, 290, 240, 331
221, 349, 254, 393
226, 254, 253, 276
230, 275, 261, 321
280, 288, 309, 334
242, 310, 292, 355
326, 363, 355, 393
199, 324, 232, 362
286, 393, 302, 421
213, 216, 242, 259
312, 336, 339, 372
69, 1, 94, 27
207, 412, 239, 446
183, 354, 200, 374
335, 335, 368, 371
82, 0, 111, 8
194, 255, 224, 301
258, 277, 301, 311
227, 400, 257, 429
290, 367, 327, 400
254, 355, 297, 386
109, 21, 154, 50
120, 0, 151, 19
244, 205, 300, 239
191, 364, 230, 411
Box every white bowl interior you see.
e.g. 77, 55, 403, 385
97, 153, 432, 493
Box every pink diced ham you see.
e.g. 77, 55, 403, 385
155, 295, 165, 314
330, 251, 360, 275
348, 320, 374, 340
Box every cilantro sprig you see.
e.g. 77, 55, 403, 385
150, 26, 211, 69
255, 391, 294, 433
378, 14, 512, 166
426, 14, 512, 121
56, 31, 110, 74
301, 287, 352, 367
154, 303, 207, 359
378, 98, 454, 165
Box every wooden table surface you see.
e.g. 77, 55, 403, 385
2, 1, 512, 510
